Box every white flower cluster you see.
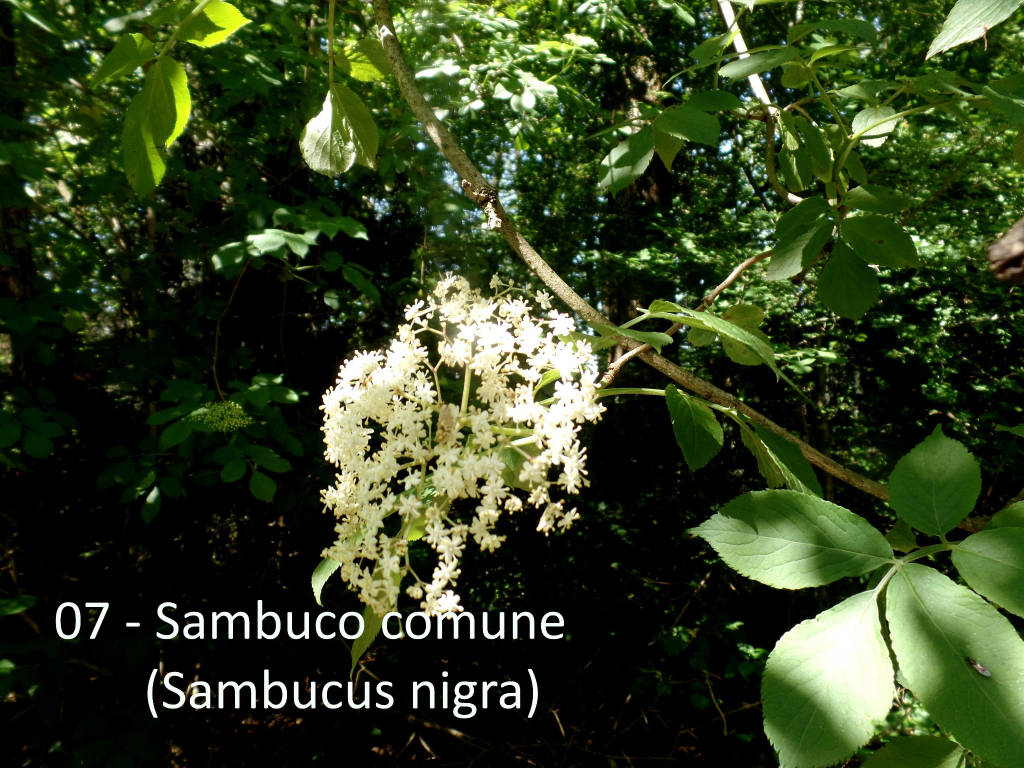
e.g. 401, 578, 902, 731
320, 275, 603, 616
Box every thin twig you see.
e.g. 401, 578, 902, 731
717, 1, 803, 205
370, 0, 887, 503
699, 249, 772, 309
602, 248, 769, 387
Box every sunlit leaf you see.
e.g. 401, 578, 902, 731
178, 1, 251, 48
952, 527, 1024, 617
690, 490, 893, 589
886, 564, 1024, 767
927, 0, 1024, 59
763, 592, 894, 768
300, 84, 379, 176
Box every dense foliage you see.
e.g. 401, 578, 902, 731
2, 0, 1023, 765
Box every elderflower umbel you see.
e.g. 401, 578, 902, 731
320, 275, 603, 616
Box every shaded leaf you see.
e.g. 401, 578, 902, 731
158, 420, 192, 450
754, 426, 823, 497
840, 215, 919, 268
990, 501, 1024, 529
888, 426, 980, 535
249, 469, 276, 502
843, 185, 910, 213
788, 19, 878, 44
142, 485, 161, 522
0, 595, 37, 617
763, 592, 894, 768
861, 736, 966, 768
665, 385, 723, 471
653, 105, 720, 147
770, 197, 833, 281
685, 90, 743, 111
818, 240, 880, 319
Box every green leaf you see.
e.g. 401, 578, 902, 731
788, 19, 878, 44
311, 557, 340, 606
342, 264, 381, 305
249, 469, 276, 502
770, 197, 833, 281
122, 58, 191, 195
818, 240, 880, 319
851, 106, 899, 148
719, 48, 801, 80
142, 485, 161, 522
220, 457, 247, 483
245, 444, 292, 473
598, 127, 654, 194
720, 307, 770, 366
665, 385, 723, 471
90, 33, 154, 87
339, 38, 392, 82
861, 736, 966, 768
592, 321, 673, 352
888, 427, 981, 536
177, 1, 251, 48
690, 490, 893, 589
0, 595, 37, 617
990, 501, 1024, 529
777, 144, 814, 192
653, 105, 720, 147
350, 605, 384, 676
685, 90, 743, 112
754, 426, 823, 497
689, 33, 729, 66
739, 424, 787, 488
840, 215, 919, 268
795, 118, 832, 178
842, 185, 910, 213
300, 83, 379, 177
926, 0, 1024, 59
158, 420, 193, 450
0, 419, 21, 449
886, 564, 1024, 767
22, 430, 53, 458
983, 84, 1024, 124
763, 592, 894, 768
884, 519, 918, 553
952, 527, 1024, 617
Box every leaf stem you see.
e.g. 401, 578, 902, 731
156, 0, 214, 62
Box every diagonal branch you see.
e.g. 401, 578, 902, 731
370, 0, 887, 503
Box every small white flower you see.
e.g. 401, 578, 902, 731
321, 275, 603, 615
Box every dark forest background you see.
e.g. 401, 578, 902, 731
2, 0, 1023, 765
